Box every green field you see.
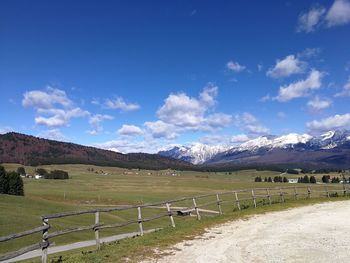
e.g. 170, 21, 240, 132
0, 163, 348, 262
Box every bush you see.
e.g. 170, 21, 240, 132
268, 177, 272, 182
7, 172, 24, 196
254, 176, 262, 182
0, 166, 24, 196
310, 176, 317, 184
322, 175, 330, 183
0, 166, 9, 194
303, 175, 310, 184
44, 170, 69, 180
17, 167, 26, 175
283, 176, 288, 183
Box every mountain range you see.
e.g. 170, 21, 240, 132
159, 130, 350, 169
1, 131, 350, 171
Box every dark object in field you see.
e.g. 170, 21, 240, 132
177, 210, 192, 216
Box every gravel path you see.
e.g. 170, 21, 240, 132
147, 200, 350, 263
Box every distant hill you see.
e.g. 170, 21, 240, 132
0, 132, 193, 170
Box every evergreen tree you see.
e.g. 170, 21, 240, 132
7, 172, 24, 196
310, 176, 316, 184
0, 166, 9, 194
264, 177, 268, 182
303, 175, 310, 183
268, 177, 272, 182
283, 176, 288, 183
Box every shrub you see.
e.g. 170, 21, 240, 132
17, 167, 26, 175
7, 172, 24, 196
322, 175, 330, 183
310, 176, 316, 184
254, 176, 262, 182
0, 166, 9, 194
303, 175, 310, 184
44, 170, 69, 180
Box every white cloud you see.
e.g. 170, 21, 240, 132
307, 113, 350, 131
260, 94, 271, 102
155, 84, 231, 134
144, 120, 178, 139
199, 83, 218, 106
105, 97, 140, 111
230, 134, 250, 143
326, 0, 350, 27
234, 112, 269, 135
118, 124, 144, 136
277, 112, 287, 119
226, 60, 246, 73
266, 55, 306, 79
257, 64, 263, 71
22, 87, 72, 109
297, 0, 350, 32
96, 139, 148, 154
297, 47, 321, 59
37, 129, 67, 141
274, 69, 323, 102
307, 96, 332, 111
334, 78, 350, 97
35, 108, 89, 127
297, 5, 326, 33
88, 114, 114, 135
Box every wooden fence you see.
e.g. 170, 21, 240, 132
0, 183, 349, 263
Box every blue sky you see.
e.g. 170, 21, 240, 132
1, 0, 350, 153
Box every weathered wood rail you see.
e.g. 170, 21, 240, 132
0, 184, 348, 262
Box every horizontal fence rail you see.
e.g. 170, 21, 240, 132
1, 184, 349, 263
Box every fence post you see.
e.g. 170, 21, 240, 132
325, 185, 330, 198
166, 203, 176, 227
266, 188, 271, 205
294, 186, 298, 200
279, 188, 284, 203
234, 191, 241, 211
307, 186, 311, 199
216, 194, 223, 215
192, 198, 201, 220
94, 211, 100, 250
137, 207, 144, 235
251, 189, 257, 208
41, 218, 49, 263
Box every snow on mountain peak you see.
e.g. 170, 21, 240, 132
158, 130, 349, 165
273, 133, 312, 146
321, 130, 335, 141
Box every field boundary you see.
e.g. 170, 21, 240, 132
0, 184, 349, 263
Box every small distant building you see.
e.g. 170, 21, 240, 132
35, 174, 42, 179
288, 179, 298, 183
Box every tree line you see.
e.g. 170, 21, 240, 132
0, 166, 24, 196
36, 168, 69, 179
254, 176, 289, 183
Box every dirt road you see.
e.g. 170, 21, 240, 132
148, 200, 350, 263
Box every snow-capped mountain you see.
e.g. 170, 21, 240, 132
158, 143, 230, 164
229, 133, 313, 153
158, 130, 350, 165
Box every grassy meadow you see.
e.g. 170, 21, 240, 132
0, 163, 347, 261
